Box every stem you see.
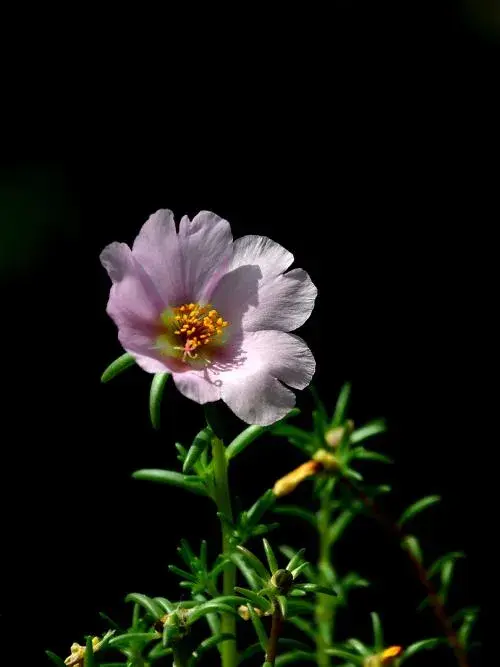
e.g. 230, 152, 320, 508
212, 435, 238, 667
264, 605, 283, 666
340, 477, 469, 667
315, 481, 335, 667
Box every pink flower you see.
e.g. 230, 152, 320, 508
100, 210, 317, 425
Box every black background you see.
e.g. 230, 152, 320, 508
0, 1, 495, 665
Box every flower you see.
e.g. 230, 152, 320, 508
100, 210, 317, 425
64, 637, 100, 666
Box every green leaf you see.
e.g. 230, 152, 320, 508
132, 469, 205, 495
45, 651, 66, 667
427, 552, 465, 580
398, 495, 441, 527
231, 552, 265, 590
263, 538, 279, 574
270, 425, 315, 455
351, 447, 393, 464
277, 595, 288, 618
226, 424, 268, 461
125, 593, 164, 620
178, 539, 197, 567
101, 352, 135, 383
235, 545, 270, 582
287, 617, 316, 641
154, 597, 174, 614
273, 505, 317, 528
401, 535, 423, 564
295, 583, 337, 597
199, 540, 208, 569
253, 522, 280, 537
188, 633, 236, 666
401, 638, 444, 662
99, 611, 123, 631
331, 382, 352, 426
371, 612, 383, 651
350, 419, 387, 444
168, 565, 197, 582
247, 604, 268, 651
149, 372, 170, 429
327, 510, 354, 545
84, 636, 96, 667
109, 633, 159, 648
325, 648, 363, 663
234, 587, 272, 613
458, 608, 478, 648
275, 651, 317, 665
290, 561, 310, 580
285, 547, 306, 573
183, 427, 212, 473
345, 638, 370, 656
187, 602, 238, 625
246, 489, 276, 526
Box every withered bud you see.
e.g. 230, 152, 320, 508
238, 604, 269, 620
273, 460, 322, 498
313, 448, 339, 472
363, 646, 403, 667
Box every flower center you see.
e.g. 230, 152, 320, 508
158, 302, 229, 364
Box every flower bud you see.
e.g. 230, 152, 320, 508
273, 460, 322, 497
313, 448, 339, 471
271, 568, 294, 595
324, 420, 354, 448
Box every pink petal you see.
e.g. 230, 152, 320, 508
172, 368, 222, 404
178, 211, 233, 303
132, 209, 185, 306
100, 242, 176, 372
212, 267, 317, 333
220, 330, 316, 425
229, 235, 294, 277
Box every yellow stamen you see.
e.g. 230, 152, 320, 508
165, 302, 229, 363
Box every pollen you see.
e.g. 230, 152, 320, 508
170, 303, 229, 362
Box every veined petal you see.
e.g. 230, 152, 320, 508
179, 211, 233, 303
132, 209, 184, 306
229, 235, 294, 277
172, 369, 222, 404
220, 330, 316, 425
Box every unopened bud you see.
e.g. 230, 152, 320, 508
273, 460, 322, 498
271, 568, 294, 594
324, 420, 354, 448
364, 646, 402, 667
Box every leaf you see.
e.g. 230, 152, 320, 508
109, 633, 159, 648
247, 604, 269, 652
99, 611, 123, 631
45, 651, 66, 667
427, 552, 465, 580
101, 352, 135, 383
263, 538, 279, 574
225, 424, 268, 461
398, 495, 441, 527
275, 651, 317, 665
168, 565, 197, 582
149, 372, 170, 429
270, 424, 316, 455
183, 427, 212, 473
273, 505, 317, 528
458, 608, 478, 648
290, 561, 310, 580
235, 545, 270, 582
351, 447, 393, 464
325, 648, 363, 663
285, 547, 306, 573
154, 597, 174, 614
331, 382, 352, 426
277, 595, 288, 618
84, 636, 96, 667
371, 611, 383, 651
246, 489, 276, 526
234, 587, 271, 613
230, 552, 265, 590
309, 385, 328, 424
401, 535, 423, 564
345, 638, 370, 656
178, 539, 197, 567
327, 510, 354, 545
401, 638, 444, 662
125, 593, 163, 620
287, 617, 316, 641
295, 583, 337, 597
187, 602, 238, 625
253, 522, 280, 537
188, 633, 236, 666
132, 469, 206, 495
350, 419, 387, 444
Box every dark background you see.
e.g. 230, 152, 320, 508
1, 1, 495, 664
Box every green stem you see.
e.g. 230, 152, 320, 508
315, 483, 336, 667
212, 435, 238, 667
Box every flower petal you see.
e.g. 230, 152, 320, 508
132, 209, 185, 306
229, 235, 294, 277
172, 369, 222, 404
178, 211, 233, 303
212, 267, 317, 333
219, 330, 316, 425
